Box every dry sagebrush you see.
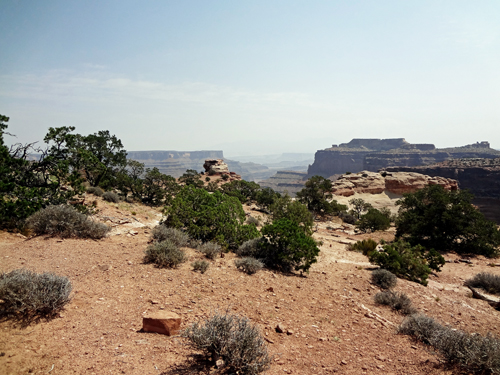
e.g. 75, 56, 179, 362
27, 205, 110, 239
0, 269, 72, 326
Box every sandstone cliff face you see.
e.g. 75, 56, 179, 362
259, 171, 308, 196
330, 171, 458, 197
307, 139, 500, 178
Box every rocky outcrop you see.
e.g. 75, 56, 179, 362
203, 159, 230, 174
308, 139, 500, 178
142, 311, 181, 336
330, 171, 458, 197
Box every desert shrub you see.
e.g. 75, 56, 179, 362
368, 240, 445, 286
26, 204, 110, 239
182, 311, 271, 374
236, 238, 264, 258
220, 180, 260, 203
235, 257, 264, 275
356, 208, 391, 233
399, 314, 500, 374
349, 238, 378, 256
396, 184, 500, 257
144, 240, 186, 268
255, 187, 280, 210
465, 272, 500, 295
371, 269, 397, 289
374, 291, 416, 315
246, 216, 260, 226
269, 193, 314, 235
339, 211, 356, 224
192, 260, 209, 274
0, 269, 72, 325
349, 198, 373, 219
197, 242, 222, 260
259, 218, 320, 273
296, 176, 347, 216
102, 191, 120, 203
163, 186, 259, 250
151, 225, 190, 247
86, 186, 104, 196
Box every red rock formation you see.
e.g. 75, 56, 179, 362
330, 171, 458, 197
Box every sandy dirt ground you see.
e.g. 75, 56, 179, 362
1, 195, 500, 375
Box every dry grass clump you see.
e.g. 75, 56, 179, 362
246, 216, 260, 226
197, 242, 222, 260
235, 238, 263, 258
374, 291, 416, 315
371, 269, 397, 289
86, 186, 104, 196
182, 311, 271, 374
192, 260, 209, 274
235, 257, 264, 275
102, 191, 120, 203
144, 240, 187, 268
0, 269, 72, 326
465, 272, 500, 295
399, 314, 500, 374
26, 205, 110, 239
151, 225, 190, 247
348, 238, 377, 255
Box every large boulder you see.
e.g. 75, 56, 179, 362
203, 159, 230, 174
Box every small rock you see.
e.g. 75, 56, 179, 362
215, 359, 225, 368
150, 300, 159, 305
276, 323, 286, 333
286, 330, 294, 335
340, 360, 348, 365
266, 287, 274, 292
98, 265, 111, 271
143, 311, 181, 336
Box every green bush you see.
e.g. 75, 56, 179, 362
197, 242, 222, 260
259, 218, 320, 273
255, 187, 280, 210
349, 238, 378, 255
356, 208, 391, 233
220, 180, 260, 203
26, 205, 110, 239
163, 186, 259, 249
399, 314, 500, 374
182, 311, 271, 374
86, 186, 104, 196
0, 269, 72, 326
374, 291, 416, 315
368, 240, 445, 286
144, 240, 187, 268
102, 191, 120, 203
339, 211, 357, 224
349, 198, 373, 219
296, 176, 347, 216
465, 272, 500, 295
151, 225, 190, 247
235, 257, 264, 275
396, 184, 500, 257
269, 193, 314, 235
371, 269, 397, 289
192, 260, 209, 274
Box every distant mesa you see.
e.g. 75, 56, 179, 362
308, 138, 500, 178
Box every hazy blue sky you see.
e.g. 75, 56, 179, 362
1, 1, 499, 156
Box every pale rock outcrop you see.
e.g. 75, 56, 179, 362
203, 159, 229, 174
331, 171, 458, 197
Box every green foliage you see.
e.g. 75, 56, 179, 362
356, 208, 391, 233
255, 187, 281, 210
396, 185, 500, 257
374, 291, 416, 315
144, 240, 187, 268
269, 193, 314, 235
182, 311, 271, 374
259, 218, 320, 273
399, 314, 500, 374
163, 186, 259, 249
296, 176, 346, 216
235, 257, 264, 275
349, 238, 378, 255
220, 180, 260, 203
178, 169, 204, 188
0, 269, 72, 326
192, 260, 209, 274
368, 240, 445, 286
26, 205, 110, 239
371, 269, 397, 289
349, 198, 373, 219
465, 272, 500, 295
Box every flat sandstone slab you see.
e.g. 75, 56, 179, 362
143, 311, 181, 336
